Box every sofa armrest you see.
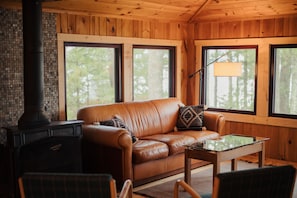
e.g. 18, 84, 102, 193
82, 125, 132, 149
203, 111, 225, 134
81, 125, 133, 183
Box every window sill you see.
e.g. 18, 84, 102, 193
221, 112, 297, 129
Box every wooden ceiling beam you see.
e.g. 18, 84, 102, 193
188, 0, 212, 23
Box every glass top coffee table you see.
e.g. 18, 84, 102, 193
184, 134, 269, 185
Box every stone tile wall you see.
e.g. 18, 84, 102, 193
0, 8, 58, 144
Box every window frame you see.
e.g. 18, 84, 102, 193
201, 45, 258, 115
194, 37, 297, 129
64, 42, 123, 120
269, 44, 297, 119
57, 33, 182, 120
132, 45, 176, 100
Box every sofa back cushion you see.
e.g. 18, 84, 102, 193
77, 98, 183, 138
123, 101, 162, 137
151, 98, 183, 133
77, 103, 130, 124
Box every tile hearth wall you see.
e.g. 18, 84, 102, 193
0, 8, 58, 144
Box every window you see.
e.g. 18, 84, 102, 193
269, 44, 297, 119
64, 43, 122, 120
202, 46, 257, 114
133, 46, 176, 101
58, 34, 182, 120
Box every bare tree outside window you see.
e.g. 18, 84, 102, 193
65, 44, 120, 120
203, 47, 257, 114
270, 45, 297, 118
133, 47, 174, 101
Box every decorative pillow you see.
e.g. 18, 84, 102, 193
176, 105, 204, 131
99, 117, 138, 143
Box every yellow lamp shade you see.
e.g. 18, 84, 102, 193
214, 62, 242, 77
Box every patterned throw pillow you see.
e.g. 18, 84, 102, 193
99, 117, 138, 143
176, 105, 204, 131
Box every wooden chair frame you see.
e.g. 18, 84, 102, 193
18, 173, 133, 198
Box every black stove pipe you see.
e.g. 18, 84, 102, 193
18, 0, 50, 129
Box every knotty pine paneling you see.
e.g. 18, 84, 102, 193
56, 13, 191, 104
194, 15, 297, 39
192, 17, 297, 163
224, 121, 297, 162
56, 13, 297, 162
57, 13, 187, 40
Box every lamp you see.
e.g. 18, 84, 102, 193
214, 62, 242, 77
188, 52, 242, 104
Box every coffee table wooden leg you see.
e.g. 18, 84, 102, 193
258, 142, 265, 167
185, 152, 191, 185
231, 158, 238, 171
213, 161, 220, 183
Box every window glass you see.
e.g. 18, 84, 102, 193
65, 43, 121, 120
203, 46, 257, 113
133, 46, 175, 101
270, 45, 297, 118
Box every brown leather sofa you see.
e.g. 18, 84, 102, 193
77, 98, 225, 186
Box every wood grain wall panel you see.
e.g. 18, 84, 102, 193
106, 17, 116, 36
287, 128, 297, 161
91, 16, 99, 35
55, 13, 297, 162
67, 15, 77, 34
116, 19, 122, 37
131, 21, 144, 38
183, 24, 194, 104
286, 15, 297, 36
260, 18, 276, 37
168, 23, 181, 40
225, 121, 297, 162
57, 13, 69, 33
219, 21, 242, 39
121, 19, 134, 37
56, 14, 297, 39
151, 21, 169, 39
195, 22, 211, 40
141, 21, 151, 38
194, 16, 297, 39
274, 18, 285, 37
99, 17, 107, 36
76, 15, 91, 35
210, 22, 220, 39
242, 20, 260, 38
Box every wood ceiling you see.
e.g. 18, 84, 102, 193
1, 0, 297, 23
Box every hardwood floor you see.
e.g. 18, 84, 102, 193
239, 155, 297, 169
132, 156, 297, 198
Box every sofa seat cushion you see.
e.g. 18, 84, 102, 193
142, 134, 196, 155
171, 130, 219, 142
132, 140, 169, 164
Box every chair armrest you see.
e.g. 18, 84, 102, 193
204, 111, 225, 134
174, 179, 202, 198
119, 179, 133, 198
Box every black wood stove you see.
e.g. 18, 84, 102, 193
0, 0, 83, 197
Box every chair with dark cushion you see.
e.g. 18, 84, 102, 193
18, 172, 133, 198
174, 165, 296, 198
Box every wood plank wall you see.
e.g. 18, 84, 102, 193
194, 16, 297, 39
192, 15, 297, 162
56, 13, 297, 162
56, 14, 192, 103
